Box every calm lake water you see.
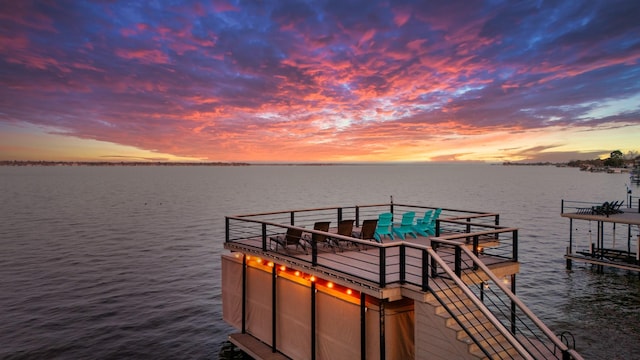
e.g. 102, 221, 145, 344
1, 164, 639, 359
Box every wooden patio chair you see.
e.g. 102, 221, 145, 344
303, 221, 331, 252
270, 227, 305, 254
331, 219, 355, 251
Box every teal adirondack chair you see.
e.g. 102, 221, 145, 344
374, 212, 394, 242
414, 208, 441, 236
392, 211, 417, 240
413, 210, 433, 236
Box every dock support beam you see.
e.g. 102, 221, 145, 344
379, 300, 385, 360
567, 219, 573, 270
271, 264, 277, 353
242, 254, 246, 334
311, 282, 316, 360
360, 293, 366, 360
510, 274, 517, 334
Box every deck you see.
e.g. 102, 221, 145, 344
561, 200, 640, 272
222, 203, 581, 360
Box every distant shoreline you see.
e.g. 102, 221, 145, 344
0, 160, 357, 167
0, 160, 251, 167
0, 160, 630, 170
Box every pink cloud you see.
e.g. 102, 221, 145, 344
212, 0, 239, 12
114, 48, 170, 64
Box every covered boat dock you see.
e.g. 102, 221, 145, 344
561, 199, 640, 272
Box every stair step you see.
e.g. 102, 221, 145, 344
425, 285, 465, 304
427, 290, 474, 309
445, 310, 493, 330
470, 343, 523, 360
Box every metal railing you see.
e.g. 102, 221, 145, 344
226, 204, 507, 288
426, 238, 583, 359
562, 199, 638, 214
628, 195, 640, 211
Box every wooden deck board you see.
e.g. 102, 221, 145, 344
228, 333, 289, 360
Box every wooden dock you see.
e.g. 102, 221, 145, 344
561, 201, 640, 272
222, 203, 582, 360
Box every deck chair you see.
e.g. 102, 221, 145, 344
331, 219, 355, 251
353, 219, 378, 241
592, 201, 622, 216
304, 221, 331, 251
413, 210, 434, 236
352, 219, 379, 249
270, 227, 305, 254
374, 213, 394, 242
414, 208, 441, 236
611, 200, 624, 213
392, 211, 417, 240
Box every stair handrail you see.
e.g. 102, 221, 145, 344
443, 239, 585, 360
427, 247, 535, 360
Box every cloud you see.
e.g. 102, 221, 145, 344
0, 0, 638, 162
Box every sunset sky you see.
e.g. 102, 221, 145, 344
1, 0, 639, 163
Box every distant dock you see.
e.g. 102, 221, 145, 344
222, 202, 582, 359
561, 198, 640, 272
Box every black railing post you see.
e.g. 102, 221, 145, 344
473, 235, 479, 256
338, 207, 343, 223
262, 223, 268, 251
390, 196, 394, 215
312, 239, 318, 266
454, 246, 462, 277
422, 249, 429, 291
290, 211, 295, 225
379, 247, 386, 287
473, 235, 479, 271
399, 245, 406, 284
513, 230, 518, 262
435, 219, 440, 237
355, 206, 360, 227
431, 243, 438, 277
628, 224, 632, 256
272, 264, 277, 352
225, 217, 230, 243
561, 199, 564, 214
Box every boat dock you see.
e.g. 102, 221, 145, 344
222, 202, 582, 359
561, 199, 640, 272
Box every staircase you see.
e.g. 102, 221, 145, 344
415, 244, 584, 360
422, 283, 523, 360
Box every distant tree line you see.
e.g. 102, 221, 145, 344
567, 150, 639, 168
